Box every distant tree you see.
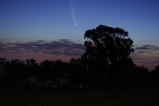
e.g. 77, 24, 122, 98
81, 25, 134, 82
0, 58, 7, 78
68, 58, 88, 88
82, 25, 134, 67
25, 59, 39, 75
151, 65, 159, 81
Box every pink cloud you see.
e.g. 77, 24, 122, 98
131, 51, 159, 70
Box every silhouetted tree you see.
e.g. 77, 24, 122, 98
0, 58, 7, 74
81, 25, 134, 84
68, 58, 88, 88
151, 65, 159, 85
82, 25, 134, 67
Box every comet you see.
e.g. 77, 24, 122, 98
69, 0, 78, 27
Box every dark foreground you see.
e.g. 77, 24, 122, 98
0, 87, 159, 106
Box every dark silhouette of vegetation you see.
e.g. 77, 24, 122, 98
82, 25, 134, 66
0, 25, 159, 90
81, 25, 134, 85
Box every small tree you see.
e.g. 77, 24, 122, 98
82, 25, 134, 69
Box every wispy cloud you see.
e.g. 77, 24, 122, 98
0, 39, 84, 62
0, 39, 84, 56
0, 40, 159, 70
135, 45, 159, 50
132, 44, 159, 70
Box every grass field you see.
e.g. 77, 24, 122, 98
0, 88, 159, 106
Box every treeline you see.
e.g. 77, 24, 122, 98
0, 58, 159, 89
0, 25, 158, 89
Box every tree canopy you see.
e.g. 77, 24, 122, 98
82, 25, 134, 69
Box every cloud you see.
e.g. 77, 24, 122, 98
135, 45, 159, 50
0, 41, 159, 70
132, 44, 159, 70
0, 39, 84, 63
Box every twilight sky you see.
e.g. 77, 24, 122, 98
0, 0, 159, 69
0, 0, 159, 45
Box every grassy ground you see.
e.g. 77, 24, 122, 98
0, 88, 159, 106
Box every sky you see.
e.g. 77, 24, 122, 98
0, 0, 159, 45
0, 0, 159, 69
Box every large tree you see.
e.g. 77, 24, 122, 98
82, 25, 134, 69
